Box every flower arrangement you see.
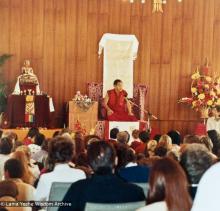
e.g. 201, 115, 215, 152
179, 62, 220, 113
73, 91, 93, 111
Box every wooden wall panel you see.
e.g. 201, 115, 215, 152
1, 0, 220, 137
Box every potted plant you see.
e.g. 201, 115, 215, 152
0, 54, 12, 113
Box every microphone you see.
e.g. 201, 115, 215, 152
147, 112, 158, 120
125, 97, 158, 120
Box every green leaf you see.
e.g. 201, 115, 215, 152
0, 54, 12, 67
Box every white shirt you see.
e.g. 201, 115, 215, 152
191, 162, 220, 211
0, 154, 10, 180
35, 163, 86, 201
28, 144, 41, 158
136, 201, 168, 211
206, 117, 220, 134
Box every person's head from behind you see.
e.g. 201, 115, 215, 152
153, 134, 161, 142
48, 136, 74, 165
15, 145, 31, 161
116, 144, 136, 168
1, 131, 18, 142
110, 128, 119, 139
148, 157, 192, 211
159, 134, 172, 150
0, 137, 13, 155
207, 130, 220, 155
180, 143, 213, 184
117, 131, 129, 145
154, 145, 167, 157
0, 180, 18, 199
167, 130, 181, 145
139, 131, 150, 143
113, 79, 123, 92
132, 129, 140, 140
52, 130, 60, 138
147, 140, 157, 156
11, 150, 29, 166
87, 141, 116, 175
183, 134, 200, 144
4, 158, 24, 179
211, 105, 220, 118
26, 127, 39, 138
34, 133, 45, 146
199, 135, 213, 152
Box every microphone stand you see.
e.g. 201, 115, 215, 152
127, 99, 158, 132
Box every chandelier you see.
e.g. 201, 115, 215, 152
129, 0, 182, 13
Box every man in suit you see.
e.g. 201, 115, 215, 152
59, 141, 145, 211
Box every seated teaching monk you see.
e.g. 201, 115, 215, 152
104, 79, 137, 121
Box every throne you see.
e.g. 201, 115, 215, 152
87, 82, 148, 121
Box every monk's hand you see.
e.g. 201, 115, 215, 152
128, 112, 134, 116
107, 109, 113, 116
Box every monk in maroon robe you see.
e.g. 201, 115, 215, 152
104, 79, 137, 121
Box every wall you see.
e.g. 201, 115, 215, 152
0, 0, 220, 136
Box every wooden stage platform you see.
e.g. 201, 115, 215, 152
2, 128, 61, 141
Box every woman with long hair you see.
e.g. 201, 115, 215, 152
10, 150, 35, 185
137, 157, 192, 211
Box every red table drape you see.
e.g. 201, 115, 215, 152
6, 95, 51, 128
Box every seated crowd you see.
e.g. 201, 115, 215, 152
0, 127, 219, 211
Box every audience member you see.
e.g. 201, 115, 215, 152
11, 151, 35, 185
59, 141, 145, 211
199, 135, 213, 152
130, 129, 141, 149
192, 162, 220, 211
147, 140, 157, 157
206, 105, 220, 134
35, 136, 86, 201
15, 146, 40, 181
0, 180, 23, 211
207, 130, 220, 155
52, 130, 60, 138
116, 131, 129, 145
116, 145, 150, 183
137, 158, 192, 211
23, 127, 39, 146
167, 130, 181, 146
132, 129, 140, 141
158, 134, 172, 151
180, 144, 214, 199
28, 133, 45, 159
183, 134, 200, 144
110, 127, 119, 140
166, 150, 179, 161
32, 139, 49, 164
4, 158, 35, 201
74, 152, 93, 176
153, 134, 161, 142
134, 131, 149, 154
0, 137, 13, 180
154, 145, 167, 157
